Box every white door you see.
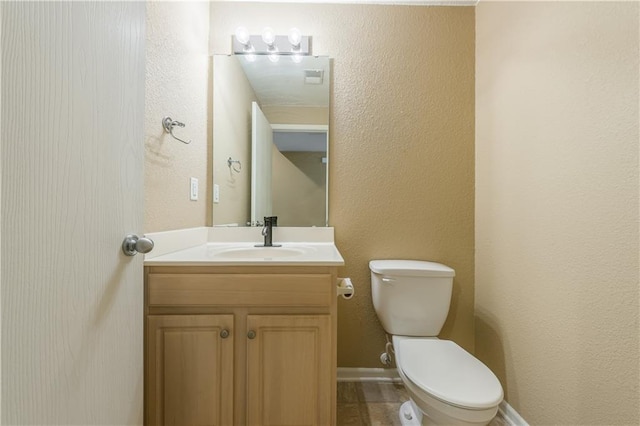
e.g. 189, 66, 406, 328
1, 2, 145, 425
251, 102, 273, 223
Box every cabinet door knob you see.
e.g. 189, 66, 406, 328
247, 330, 256, 339
220, 329, 230, 339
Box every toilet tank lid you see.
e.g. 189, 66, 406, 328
369, 260, 455, 278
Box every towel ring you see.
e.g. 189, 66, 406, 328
162, 117, 191, 144
227, 157, 242, 173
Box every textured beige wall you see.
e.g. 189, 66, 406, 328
145, 1, 211, 232
476, 2, 639, 424
272, 150, 327, 227
212, 55, 257, 225
210, 3, 475, 367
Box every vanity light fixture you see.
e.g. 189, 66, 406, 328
232, 27, 310, 57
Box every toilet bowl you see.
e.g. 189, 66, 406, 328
370, 260, 504, 425
393, 336, 502, 425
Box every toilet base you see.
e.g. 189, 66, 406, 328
399, 398, 496, 426
399, 400, 442, 426
399, 400, 422, 426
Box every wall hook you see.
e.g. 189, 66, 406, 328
162, 117, 191, 144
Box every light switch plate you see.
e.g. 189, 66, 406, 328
213, 184, 220, 203
190, 177, 198, 201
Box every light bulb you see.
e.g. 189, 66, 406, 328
291, 54, 303, 64
288, 27, 302, 47
261, 27, 276, 46
235, 26, 250, 46
268, 53, 280, 63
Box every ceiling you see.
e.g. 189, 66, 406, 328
238, 55, 330, 107
273, 131, 328, 152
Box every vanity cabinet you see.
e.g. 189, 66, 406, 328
144, 266, 337, 426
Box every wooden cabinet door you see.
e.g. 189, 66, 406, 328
246, 315, 332, 426
146, 315, 234, 426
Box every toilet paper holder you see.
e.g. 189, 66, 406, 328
337, 277, 354, 300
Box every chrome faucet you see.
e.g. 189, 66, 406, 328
257, 216, 280, 247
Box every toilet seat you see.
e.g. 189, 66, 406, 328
393, 336, 503, 410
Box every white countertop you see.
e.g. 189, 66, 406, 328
143, 227, 344, 267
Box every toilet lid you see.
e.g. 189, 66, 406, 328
396, 339, 503, 410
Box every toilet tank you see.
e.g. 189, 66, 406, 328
370, 260, 455, 336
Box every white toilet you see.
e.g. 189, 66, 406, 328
370, 260, 503, 426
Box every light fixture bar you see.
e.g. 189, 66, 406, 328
232, 34, 311, 56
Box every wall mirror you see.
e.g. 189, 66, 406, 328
212, 54, 330, 227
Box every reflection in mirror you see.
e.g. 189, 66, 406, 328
213, 55, 330, 227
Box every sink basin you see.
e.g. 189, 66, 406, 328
145, 239, 343, 266
214, 246, 305, 259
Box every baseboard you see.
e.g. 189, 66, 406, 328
337, 367, 402, 383
498, 400, 529, 426
337, 367, 527, 425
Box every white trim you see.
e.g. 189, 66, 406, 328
498, 400, 529, 426
337, 367, 402, 382
271, 124, 328, 133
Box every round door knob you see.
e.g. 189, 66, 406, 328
220, 329, 230, 339
247, 330, 256, 339
122, 234, 154, 256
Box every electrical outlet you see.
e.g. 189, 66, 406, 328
190, 177, 198, 201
